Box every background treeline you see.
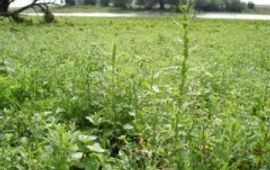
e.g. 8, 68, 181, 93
65, 0, 255, 12
194, 0, 252, 12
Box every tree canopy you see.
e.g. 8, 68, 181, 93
65, 0, 246, 12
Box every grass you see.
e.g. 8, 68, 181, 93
0, 16, 270, 169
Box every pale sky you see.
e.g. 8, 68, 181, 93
10, 0, 65, 7
241, 0, 270, 5
10, 0, 270, 7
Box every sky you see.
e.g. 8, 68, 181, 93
242, 0, 270, 5
10, 0, 65, 7
10, 0, 270, 7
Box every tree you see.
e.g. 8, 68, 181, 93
194, 0, 245, 12
84, 0, 96, 5
66, 0, 76, 5
0, 0, 11, 15
0, 0, 56, 23
225, 0, 244, 12
247, 1, 255, 9
100, 0, 110, 6
112, 0, 128, 8
158, 0, 165, 10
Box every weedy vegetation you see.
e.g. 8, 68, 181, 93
0, 8, 270, 170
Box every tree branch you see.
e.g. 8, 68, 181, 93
0, 0, 58, 23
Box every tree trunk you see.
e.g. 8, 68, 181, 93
159, 0, 164, 10
0, 0, 10, 14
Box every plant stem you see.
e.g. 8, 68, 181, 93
174, 5, 190, 148
112, 44, 117, 121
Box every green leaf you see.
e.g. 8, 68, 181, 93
123, 124, 134, 130
78, 134, 97, 142
87, 143, 105, 153
71, 152, 83, 160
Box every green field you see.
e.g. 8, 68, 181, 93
1, 17, 270, 170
